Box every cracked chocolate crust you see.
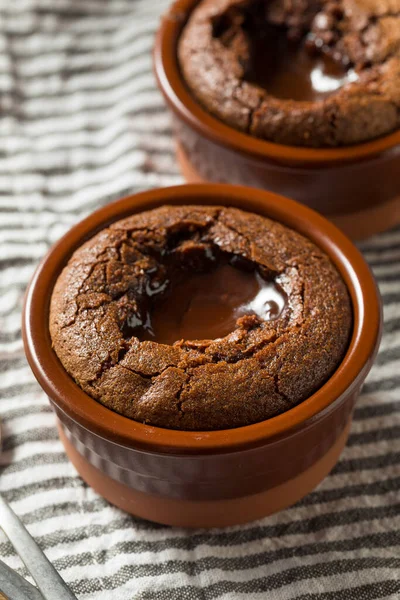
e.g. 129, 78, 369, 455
49, 205, 352, 430
178, 0, 400, 147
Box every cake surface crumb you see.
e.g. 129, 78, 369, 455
50, 205, 352, 430
178, 0, 400, 147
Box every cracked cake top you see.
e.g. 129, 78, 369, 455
49, 205, 352, 430
178, 0, 400, 147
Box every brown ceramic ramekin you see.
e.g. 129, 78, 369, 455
154, 0, 400, 241
23, 184, 381, 528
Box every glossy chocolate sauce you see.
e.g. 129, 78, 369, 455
140, 264, 286, 345
246, 31, 358, 101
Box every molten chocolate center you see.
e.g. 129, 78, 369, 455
140, 264, 286, 345
246, 31, 358, 102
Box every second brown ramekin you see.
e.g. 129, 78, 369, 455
23, 184, 381, 528
154, 0, 400, 241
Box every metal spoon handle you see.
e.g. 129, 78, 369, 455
0, 495, 77, 600
0, 558, 43, 600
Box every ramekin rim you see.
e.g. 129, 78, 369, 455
153, 0, 400, 166
22, 184, 382, 454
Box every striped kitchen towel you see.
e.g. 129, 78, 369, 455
0, 1, 399, 598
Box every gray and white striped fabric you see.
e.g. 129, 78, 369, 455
0, 1, 399, 598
